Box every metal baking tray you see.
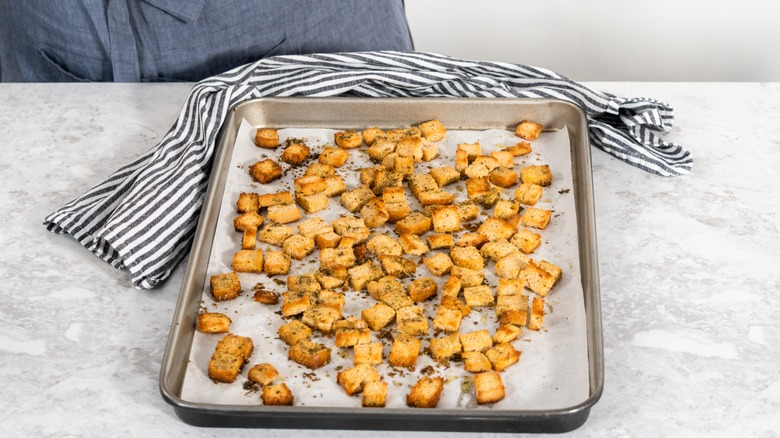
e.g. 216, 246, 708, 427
160, 97, 603, 433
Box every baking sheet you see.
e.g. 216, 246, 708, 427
179, 118, 589, 410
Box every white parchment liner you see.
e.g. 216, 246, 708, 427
181, 119, 589, 410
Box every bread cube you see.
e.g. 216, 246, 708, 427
263, 250, 291, 276
237, 192, 259, 213
490, 150, 515, 168
538, 259, 563, 282
360, 198, 390, 228
456, 233, 488, 249
370, 169, 403, 196
294, 175, 327, 195
460, 330, 492, 353
509, 229, 541, 254
366, 233, 402, 257
500, 309, 528, 327
335, 130, 363, 149
477, 217, 516, 242
258, 191, 294, 208
485, 343, 521, 372
426, 233, 454, 250
515, 120, 543, 140
462, 351, 492, 373
248, 363, 279, 387
315, 266, 347, 289
520, 260, 557, 297
317, 289, 346, 312
399, 233, 429, 256
441, 275, 462, 299
282, 234, 315, 260
432, 302, 463, 333
296, 216, 329, 237
233, 211, 264, 233
396, 136, 423, 162
281, 140, 311, 165
267, 204, 302, 224
353, 342, 383, 365
341, 185, 376, 213
514, 183, 543, 206
378, 254, 417, 278
503, 141, 532, 156
429, 166, 460, 187
367, 138, 396, 161
450, 266, 484, 287
281, 290, 315, 316
450, 246, 484, 270
463, 285, 494, 307
408, 277, 438, 303
474, 371, 505, 404
257, 223, 294, 247
366, 275, 404, 300
210, 272, 241, 302
324, 175, 347, 197
455, 149, 469, 173
379, 288, 414, 310
495, 251, 530, 279
396, 305, 428, 336
429, 333, 462, 362
409, 173, 439, 198
493, 324, 522, 343
208, 333, 253, 383
362, 381, 388, 408
331, 216, 371, 243
348, 261, 384, 291
493, 199, 520, 220
361, 302, 396, 331
395, 212, 432, 235
466, 177, 501, 207
252, 286, 279, 304
420, 138, 440, 162
417, 189, 455, 206
287, 273, 322, 293
430, 205, 461, 233
465, 155, 500, 179
419, 119, 446, 142
296, 192, 329, 214
261, 383, 294, 406
456, 201, 481, 222
393, 155, 415, 179
382, 186, 411, 222
406, 376, 444, 408
277, 319, 313, 346
386, 127, 421, 141
255, 128, 279, 148
423, 253, 453, 277
479, 239, 517, 262
232, 249, 264, 274
488, 167, 518, 188
288, 339, 331, 369
389, 332, 422, 368
197, 312, 231, 333
457, 142, 482, 162
495, 293, 528, 317
528, 296, 545, 331
334, 327, 371, 348
320, 246, 356, 270
520, 164, 552, 187
315, 230, 342, 249
304, 162, 336, 178
361, 127, 386, 146
318, 146, 349, 167
249, 159, 282, 184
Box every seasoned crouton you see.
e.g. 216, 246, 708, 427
477, 217, 516, 242
432, 301, 463, 333
294, 175, 327, 195
419, 119, 446, 142
460, 330, 493, 353
232, 249, 264, 274
282, 234, 315, 260
399, 233, 429, 256
395, 212, 432, 235
366, 233, 402, 257
408, 277, 437, 303
252, 287, 279, 305
208, 333, 253, 383
255, 128, 279, 149
429, 333, 462, 362
296, 216, 330, 237
317, 289, 345, 312
450, 246, 484, 270
267, 204, 301, 224
493, 324, 522, 344
295, 192, 329, 213
503, 141, 532, 156
416, 189, 455, 206
248, 363, 280, 387
495, 251, 530, 279
538, 259, 563, 282
515, 120, 543, 140
362, 381, 388, 407
237, 192, 259, 213
366, 138, 396, 161
389, 333, 422, 368
488, 167, 518, 188
382, 186, 411, 222
466, 177, 502, 207
366, 275, 404, 300
396, 305, 428, 336
485, 343, 521, 372
521, 207, 552, 230
324, 175, 347, 197
500, 309, 528, 327
197, 312, 231, 333
379, 254, 417, 278
456, 201, 481, 222
262, 383, 294, 406
511, 228, 542, 254
341, 185, 376, 213
441, 275, 462, 299
335, 130, 363, 149
315, 266, 347, 289
233, 211, 264, 232
393, 155, 415, 179
304, 162, 336, 178
496, 278, 525, 296
462, 351, 492, 373
360, 198, 390, 228
520, 164, 552, 187
353, 342, 384, 365
288, 339, 331, 369
463, 285, 495, 307
514, 183, 544, 206
450, 266, 484, 287
495, 294, 528, 317
480, 238, 518, 262
379, 287, 414, 310
423, 253, 453, 277
361, 127, 386, 146
519, 260, 557, 297
493, 199, 520, 220
210, 272, 241, 301
302, 304, 342, 333
258, 191, 294, 208
426, 233, 455, 249
465, 155, 500, 179
277, 319, 313, 346
318, 146, 349, 167
264, 250, 291, 276
528, 296, 545, 331
455, 149, 469, 173
361, 302, 396, 331
407, 376, 444, 408
281, 140, 311, 165
431, 205, 461, 233
456, 232, 489, 249
281, 290, 316, 316
457, 142, 482, 162
287, 273, 322, 293
386, 127, 421, 141
420, 138, 440, 162
348, 261, 384, 291
332, 216, 371, 243
429, 166, 460, 187
320, 246, 356, 270
490, 150, 514, 168
249, 159, 282, 184
257, 223, 294, 246
474, 371, 505, 404
396, 136, 423, 162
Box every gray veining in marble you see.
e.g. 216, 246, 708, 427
0, 83, 778, 437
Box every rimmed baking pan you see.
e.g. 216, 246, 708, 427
160, 97, 603, 433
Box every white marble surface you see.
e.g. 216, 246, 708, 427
0, 82, 778, 437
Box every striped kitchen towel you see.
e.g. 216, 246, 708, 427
44, 51, 692, 289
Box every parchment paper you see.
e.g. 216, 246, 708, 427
180, 118, 589, 410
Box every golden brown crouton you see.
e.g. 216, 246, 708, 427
389, 333, 421, 368
263, 251, 291, 276
248, 363, 279, 387
495, 293, 528, 317
503, 141, 532, 156
450, 246, 484, 270
515, 120, 543, 140
348, 261, 384, 291
420, 138, 440, 162
493, 199, 520, 220
462, 351, 492, 373
361, 302, 396, 331
528, 296, 545, 331
317, 289, 345, 312
249, 159, 282, 184
252, 287, 279, 305
455, 149, 469, 173
488, 167, 518, 188
257, 223, 294, 246
255, 128, 279, 149
320, 246, 357, 270
267, 204, 302, 224
208, 333, 254, 383
341, 185, 376, 213
378, 254, 417, 278
296, 216, 330, 237
288, 339, 331, 369
366, 233, 403, 257
485, 343, 521, 372
338, 364, 380, 396
323, 175, 347, 197
432, 301, 463, 333
514, 183, 543, 206
457, 142, 482, 162
407, 376, 444, 408
379, 288, 414, 311
477, 217, 517, 242
304, 162, 336, 178
302, 304, 342, 333
277, 319, 312, 346
386, 127, 421, 141
233, 211, 264, 232
408, 277, 438, 303
538, 259, 563, 282
296, 192, 329, 214
520, 260, 557, 297
431, 205, 461, 233
315, 266, 347, 289
423, 252, 453, 277
456, 201, 481, 222
360, 127, 385, 145
419, 119, 446, 142
232, 249, 264, 274
440, 275, 462, 299
331, 216, 371, 243
362, 381, 388, 408
360, 198, 390, 228
510, 228, 541, 254
395, 211, 432, 235
366, 275, 404, 300
495, 252, 530, 279
210, 272, 241, 302
466, 177, 502, 207
353, 342, 384, 365
399, 233, 429, 256
463, 285, 495, 307
474, 371, 505, 404
450, 266, 485, 288
237, 192, 259, 213
287, 272, 322, 293
318, 146, 349, 167
258, 191, 294, 208
521, 207, 552, 230
429, 333, 462, 362
282, 234, 315, 260
396, 136, 423, 162
429, 166, 460, 187
426, 233, 455, 250
382, 186, 411, 223
280, 140, 311, 166
499, 309, 528, 327
335, 130, 363, 149
197, 312, 231, 333
396, 305, 429, 336
261, 383, 294, 406
281, 290, 315, 317
493, 324, 523, 343
460, 330, 493, 353
480, 239, 517, 262
465, 155, 500, 179
520, 164, 552, 187
367, 138, 396, 161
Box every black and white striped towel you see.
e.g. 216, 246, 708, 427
44, 51, 692, 289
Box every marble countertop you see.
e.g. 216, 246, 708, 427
0, 82, 778, 437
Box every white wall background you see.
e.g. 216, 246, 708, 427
405, 0, 780, 82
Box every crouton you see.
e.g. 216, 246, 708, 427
282, 234, 315, 260
423, 253, 453, 277
252, 287, 279, 305
396, 136, 423, 162
450, 266, 484, 288
406, 376, 444, 408
455, 149, 469, 173
396, 305, 428, 336
233, 211, 264, 232
476, 217, 516, 242
463, 285, 495, 307
237, 192, 259, 213
497, 278, 526, 297
495, 251, 530, 279
514, 183, 544, 206
389, 333, 422, 368
460, 330, 493, 353
324, 175, 347, 197
281, 290, 315, 316
519, 260, 557, 297
320, 246, 356, 270
341, 185, 376, 213
515, 120, 543, 140
366, 233, 402, 257
331, 216, 371, 243
538, 259, 563, 282
462, 351, 492, 373
528, 296, 545, 331
456, 233, 489, 250
409, 173, 439, 198
393, 155, 415, 179
281, 140, 311, 165
490, 150, 514, 168
362, 381, 388, 407
520, 164, 552, 187
367, 138, 396, 161
457, 142, 482, 162
432, 301, 463, 333
386, 127, 421, 141
315, 266, 347, 289
210, 272, 241, 301
255, 128, 279, 149
232, 249, 264, 274
450, 246, 484, 270
419, 119, 446, 142
261, 383, 294, 406
249, 159, 282, 184
379, 287, 414, 311
503, 141, 532, 156
302, 304, 343, 333
288, 339, 331, 369
429, 166, 460, 187
493, 199, 520, 220
353, 342, 384, 365
493, 324, 522, 343
408, 277, 438, 303
296, 192, 329, 214
479, 239, 517, 262
348, 261, 384, 291
257, 223, 294, 247
304, 162, 336, 178
399, 233, 429, 256
361, 127, 386, 145
208, 333, 253, 383
248, 363, 279, 387
456, 201, 481, 222
378, 254, 417, 278
382, 186, 411, 222
287, 273, 322, 293
485, 343, 521, 371
465, 155, 500, 179
258, 191, 294, 208
441, 275, 462, 299
267, 204, 302, 224
366, 275, 404, 300
197, 312, 231, 333
360, 198, 390, 228
395, 212, 432, 235
474, 371, 505, 404
361, 302, 396, 331
426, 233, 455, 249
500, 309, 528, 328
264, 250, 291, 276
488, 167, 518, 188
277, 319, 313, 346
495, 293, 528, 317
296, 216, 329, 237
317, 289, 345, 312
431, 205, 461, 233
294, 175, 327, 196
318, 146, 349, 167
466, 177, 502, 207
429, 333, 462, 362
335, 130, 363, 149
511, 228, 542, 254
420, 138, 440, 162
520, 207, 552, 230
